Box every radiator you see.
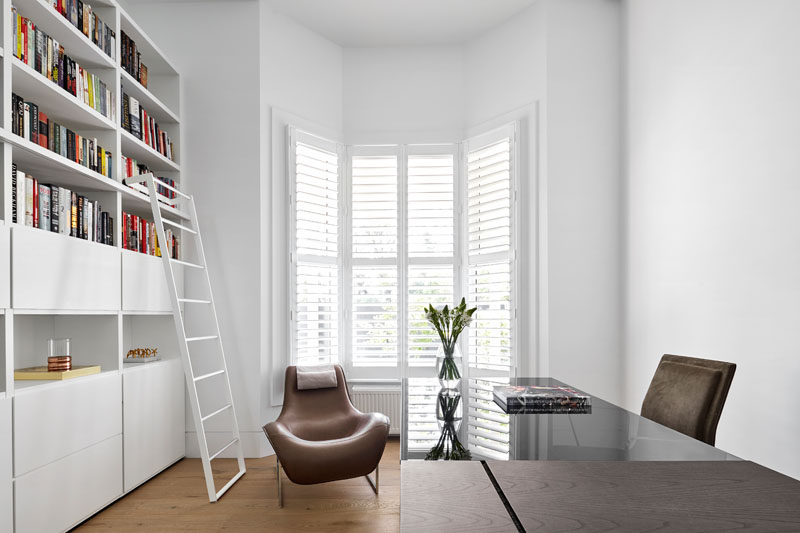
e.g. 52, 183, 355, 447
350, 386, 401, 435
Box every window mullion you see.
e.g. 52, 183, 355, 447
341, 144, 352, 372
399, 145, 408, 378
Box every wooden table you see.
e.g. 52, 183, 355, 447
401, 460, 800, 532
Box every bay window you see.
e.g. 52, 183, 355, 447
288, 123, 517, 379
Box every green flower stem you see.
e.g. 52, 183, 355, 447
438, 355, 461, 382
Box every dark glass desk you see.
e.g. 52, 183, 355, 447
401, 377, 739, 462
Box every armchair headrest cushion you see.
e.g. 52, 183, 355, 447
296, 364, 339, 390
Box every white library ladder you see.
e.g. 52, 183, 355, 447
134, 173, 246, 502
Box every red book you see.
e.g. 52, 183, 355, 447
38, 112, 49, 149
32, 177, 39, 228
122, 213, 128, 250
21, 19, 28, 65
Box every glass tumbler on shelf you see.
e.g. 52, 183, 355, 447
48, 338, 72, 371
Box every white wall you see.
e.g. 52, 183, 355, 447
343, 46, 464, 144
624, 0, 800, 479
125, 0, 265, 456
543, 0, 623, 404
465, 3, 545, 378
466, 0, 623, 403
123, 0, 343, 457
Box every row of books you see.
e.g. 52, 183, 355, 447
121, 155, 179, 206
12, 93, 114, 180
11, 164, 114, 246
49, 0, 115, 59
121, 91, 175, 161
122, 212, 179, 259
120, 31, 148, 88
12, 6, 115, 120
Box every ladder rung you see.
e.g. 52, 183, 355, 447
209, 437, 240, 461
194, 369, 225, 382
186, 335, 218, 342
179, 298, 211, 304
215, 469, 246, 500
202, 404, 232, 423
163, 218, 197, 234
172, 259, 204, 269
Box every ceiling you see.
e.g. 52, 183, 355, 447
264, 0, 537, 47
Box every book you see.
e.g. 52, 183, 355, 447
58, 187, 70, 235
25, 175, 34, 226
38, 183, 51, 231
11, 164, 18, 224
50, 185, 59, 232
492, 385, 592, 414
121, 90, 176, 162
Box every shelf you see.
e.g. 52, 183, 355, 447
120, 185, 190, 221
10, 308, 119, 315
118, 7, 180, 76
13, 0, 116, 69
0, 128, 122, 193
120, 70, 179, 124
11, 58, 116, 131
14, 369, 119, 395
121, 129, 180, 173
123, 358, 174, 373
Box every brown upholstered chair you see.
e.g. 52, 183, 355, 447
641, 354, 736, 446
263, 365, 390, 507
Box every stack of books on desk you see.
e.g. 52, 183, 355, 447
493, 385, 592, 414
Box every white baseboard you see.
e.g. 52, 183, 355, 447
185, 431, 273, 459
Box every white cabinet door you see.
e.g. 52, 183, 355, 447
122, 250, 184, 312
0, 224, 9, 309
14, 373, 122, 476
123, 359, 185, 491
15, 434, 123, 533
0, 398, 12, 533
11, 226, 121, 310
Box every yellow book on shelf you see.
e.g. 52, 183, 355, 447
15, 365, 101, 381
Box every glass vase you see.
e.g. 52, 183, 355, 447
435, 389, 463, 430
435, 344, 463, 389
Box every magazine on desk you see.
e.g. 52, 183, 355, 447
493, 385, 592, 414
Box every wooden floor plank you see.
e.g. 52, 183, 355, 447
76, 439, 400, 532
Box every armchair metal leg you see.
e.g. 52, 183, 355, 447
276, 458, 284, 507
365, 464, 379, 495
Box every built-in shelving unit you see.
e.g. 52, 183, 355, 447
0, 0, 186, 531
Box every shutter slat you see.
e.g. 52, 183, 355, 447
408, 154, 454, 258
407, 265, 454, 367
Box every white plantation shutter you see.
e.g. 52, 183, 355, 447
406, 150, 457, 369
290, 129, 341, 366
407, 154, 455, 258
466, 127, 516, 373
350, 153, 400, 367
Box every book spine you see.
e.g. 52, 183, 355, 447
59, 187, 70, 235
70, 192, 78, 237
11, 163, 17, 224
38, 184, 51, 231
25, 176, 34, 226
50, 185, 59, 232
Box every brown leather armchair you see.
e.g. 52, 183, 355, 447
263, 365, 390, 507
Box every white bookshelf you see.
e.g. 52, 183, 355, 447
0, 0, 186, 531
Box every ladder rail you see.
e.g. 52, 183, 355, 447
187, 196, 248, 476
141, 173, 245, 502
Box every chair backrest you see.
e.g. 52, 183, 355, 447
278, 365, 361, 441
641, 354, 736, 446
